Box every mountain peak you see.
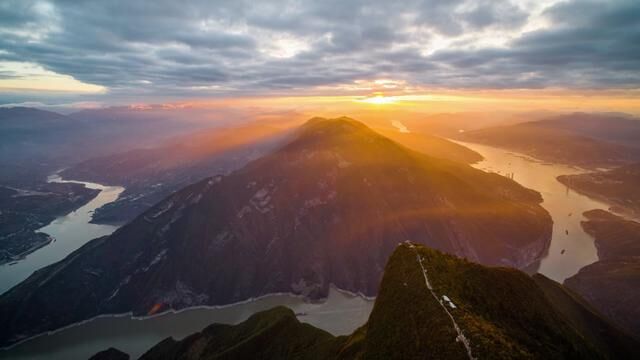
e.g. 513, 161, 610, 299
304, 116, 358, 125
284, 116, 402, 160
0, 118, 553, 347
300, 116, 374, 138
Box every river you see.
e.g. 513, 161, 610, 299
0, 287, 373, 360
454, 141, 614, 282
0, 175, 372, 360
0, 142, 622, 358
0, 175, 124, 294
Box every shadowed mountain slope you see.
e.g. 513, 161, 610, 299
460, 114, 640, 168
61, 119, 483, 225
0, 117, 551, 346
62, 122, 289, 224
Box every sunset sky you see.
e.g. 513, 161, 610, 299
1, 0, 639, 114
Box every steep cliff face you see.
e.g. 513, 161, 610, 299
135, 244, 638, 360
0, 117, 552, 346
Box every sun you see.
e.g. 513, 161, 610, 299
358, 94, 397, 105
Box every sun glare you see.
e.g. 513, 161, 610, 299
359, 94, 397, 105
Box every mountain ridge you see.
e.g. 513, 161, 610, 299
0, 117, 552, 347
459, 114, 640, 168
132, 243, 639, 359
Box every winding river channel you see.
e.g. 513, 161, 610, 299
0, 175, 124, 294
0, 288, 373, 360
0, 140, 626, 359
455, 141, 612, 282
0, 175, 373, 360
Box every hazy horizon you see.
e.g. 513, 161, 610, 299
1, 0, 639, 116
1, 1, 640, 359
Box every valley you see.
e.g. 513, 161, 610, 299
0, 175, 123, 294
0, 287, 373, 360
60, 123, 291, 225
3, 1, 639, 357
454, 140, 615, 282
3, 116, 638, 358
0, 181, 100, 266
0, 118, 553, 348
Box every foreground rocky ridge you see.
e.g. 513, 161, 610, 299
0, 117, 552, 346
124, 244, 638, 359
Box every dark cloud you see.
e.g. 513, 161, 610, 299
424, 0, 640, 89
0, 0, 637, 103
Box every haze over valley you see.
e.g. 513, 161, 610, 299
1, 0, 639, 359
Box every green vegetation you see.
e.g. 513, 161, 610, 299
140, 307, 345, 360
137, 243, 639, 359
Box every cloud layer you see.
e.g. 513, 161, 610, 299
0, 0, 638, 102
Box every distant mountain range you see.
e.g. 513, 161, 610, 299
565, 209, 640, 338
0, 106, 212, 186
61, 123, 291, 224
60, 119, 483, 225
123, 244, 638, 359
0, 117, 552, 347
460, 113, 640, 168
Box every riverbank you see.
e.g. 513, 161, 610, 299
453, 140, 612, 282
0, 181, 100, 266
0, 175, 124, 294
0, 286, 373, 360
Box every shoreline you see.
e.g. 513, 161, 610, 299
0, 284, 375, 351
0, 174, 125, 295
451, 139, 608, 282
556, 176, 640, 223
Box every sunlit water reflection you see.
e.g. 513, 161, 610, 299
454, 141, 617, 282
3, 141, 616, 358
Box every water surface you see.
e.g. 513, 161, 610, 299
455, 141, 612, 282
0, 175, 124, 294
0, 288, 373, 360
2, 142, 616, 358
